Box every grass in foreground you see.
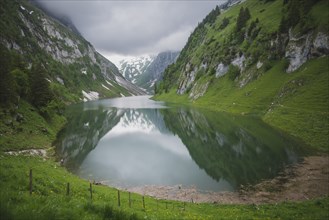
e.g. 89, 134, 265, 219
1, 154, 328, 220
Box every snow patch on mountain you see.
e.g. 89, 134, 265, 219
105, 80, 113, 86
82, 90, 99, 102
102, 84, 110, 90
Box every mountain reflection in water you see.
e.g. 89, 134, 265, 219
55, 96, 307, 192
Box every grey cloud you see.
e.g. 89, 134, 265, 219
35, 0, 225, 56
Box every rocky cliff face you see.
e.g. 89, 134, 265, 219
175, 29, 328, 100
285, 31, 329, 73
0, 0, 145, 102
14, 8, 86, 64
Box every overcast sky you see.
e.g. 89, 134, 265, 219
35, 0, 226, 63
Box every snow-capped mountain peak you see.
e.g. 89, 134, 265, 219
118, 55, 155, 84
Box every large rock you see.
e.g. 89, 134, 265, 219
285, 31, 328, 73
311, 32, 329, 57
216, 63, 229, 78
177, 64, 198, 95
231, 54, 246, 71
189, 82, 209, 100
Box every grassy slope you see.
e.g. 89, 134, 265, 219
1, 155, 328, 220
156, 57, 329, 152
0, 101, 66, 151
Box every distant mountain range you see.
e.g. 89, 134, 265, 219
119, 55, 155, 87
118, 51, 179, 94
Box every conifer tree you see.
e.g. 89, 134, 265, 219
236, 7, 251, 33
12, 69, 29, 98
0, 45, 16, 107
29, 63, 53, 108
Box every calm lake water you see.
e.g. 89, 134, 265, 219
55, 96, 307, 192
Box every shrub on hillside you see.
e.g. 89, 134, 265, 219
227, 65, 240, 81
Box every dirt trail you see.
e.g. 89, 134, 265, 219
127, 155, 329, 204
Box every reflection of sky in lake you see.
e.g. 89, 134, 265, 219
57, 96, 307, 192
78, 109, 233, 191
82, 95, 167, 111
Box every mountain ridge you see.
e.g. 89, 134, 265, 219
0, 0, 145, 105
29, 0, 82, 37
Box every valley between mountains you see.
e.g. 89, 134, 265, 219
0, 0, 328, 219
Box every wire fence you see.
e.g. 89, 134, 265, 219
28, 168, 188, 212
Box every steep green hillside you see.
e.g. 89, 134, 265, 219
0, 0, 143, 152
0, 0, 144, 104
155, 0, 329, 151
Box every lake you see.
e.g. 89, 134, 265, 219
55, 95, 307, 192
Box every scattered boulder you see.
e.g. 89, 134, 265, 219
256, 61, 263, 69
41, 127, 48, 134
311, 32, 329, 57
16, 113, 24, 123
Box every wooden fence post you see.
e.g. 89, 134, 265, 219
66, 182, 70, 196
90, 183, 93, 200
142, 196, 145, 210
129, 192, 131, 208
117, 190, 121, 207
29, 169, 32, 195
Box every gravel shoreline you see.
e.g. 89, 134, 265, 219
126, 155, 329, 204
